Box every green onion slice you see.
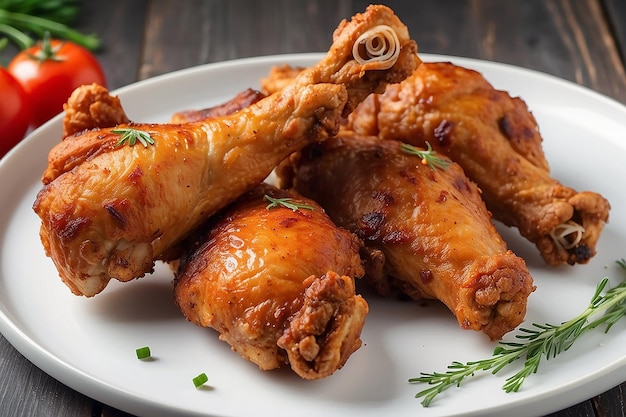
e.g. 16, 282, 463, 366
193, 372, 209, 388
135, 346, 151, 360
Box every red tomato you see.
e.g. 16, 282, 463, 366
0, 68, 31, 158
8, 37, 106, 128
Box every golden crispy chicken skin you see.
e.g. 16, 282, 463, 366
174, 183, 367, 379
35, 82, 347, 297
278, 135, 535, 340
33, 5, 419, 297
345, 62, 610, 266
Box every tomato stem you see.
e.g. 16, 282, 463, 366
27, 32, 64, 63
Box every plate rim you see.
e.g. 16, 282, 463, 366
1, 52, 626, 417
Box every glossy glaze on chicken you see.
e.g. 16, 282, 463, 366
345, 62, 610, 266
174, 183, 367, 379
278, 135, 535, 340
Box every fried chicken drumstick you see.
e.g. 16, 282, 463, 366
278, 135, 535, 340
174, 183, 367, 379
33, 4, 419, 297
345, 62, 610, 266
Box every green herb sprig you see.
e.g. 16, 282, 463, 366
264, 195, 315, 212
113, 128, 155, 148
410, 259, 626, 407
0, 0, 100, 50
401, 141, 450, 171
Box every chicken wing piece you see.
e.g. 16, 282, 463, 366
33, 4, 419, 297
174, 183, 367, 379
278, 135, 535, 340
345, 62, 610, 266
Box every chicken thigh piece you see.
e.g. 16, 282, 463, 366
174, 183, 367, 379
345, 62, 610, 266
33, 5, 419, 297
278, 135, 535, 340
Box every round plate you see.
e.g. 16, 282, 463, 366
1, 53, 625, 417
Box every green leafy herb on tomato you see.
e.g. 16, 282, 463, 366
0, 67, 30, 158
8, 32, 106, 127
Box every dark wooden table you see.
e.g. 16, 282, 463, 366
1, 1, 625, 416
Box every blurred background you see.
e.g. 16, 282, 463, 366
2, 0, 623, 97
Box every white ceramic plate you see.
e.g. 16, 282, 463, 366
1, 53, 625, 417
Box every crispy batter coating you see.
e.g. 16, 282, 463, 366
174, 184, 367, 379
278, 135, 535, 340
62, 83, 130, 137
346, 62, 610, 265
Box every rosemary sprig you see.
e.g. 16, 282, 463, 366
410, 260, 626, 407
112, 128, 155, 148
400, 141, 450, 171
264, 195, 315, 212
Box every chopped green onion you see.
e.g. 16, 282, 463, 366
193, 372, 209, 388
135, 346, 151, 360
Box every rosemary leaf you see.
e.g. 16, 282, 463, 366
400, 141, 450, 170
264, 195, 315, 212
112, 128, 155, 148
